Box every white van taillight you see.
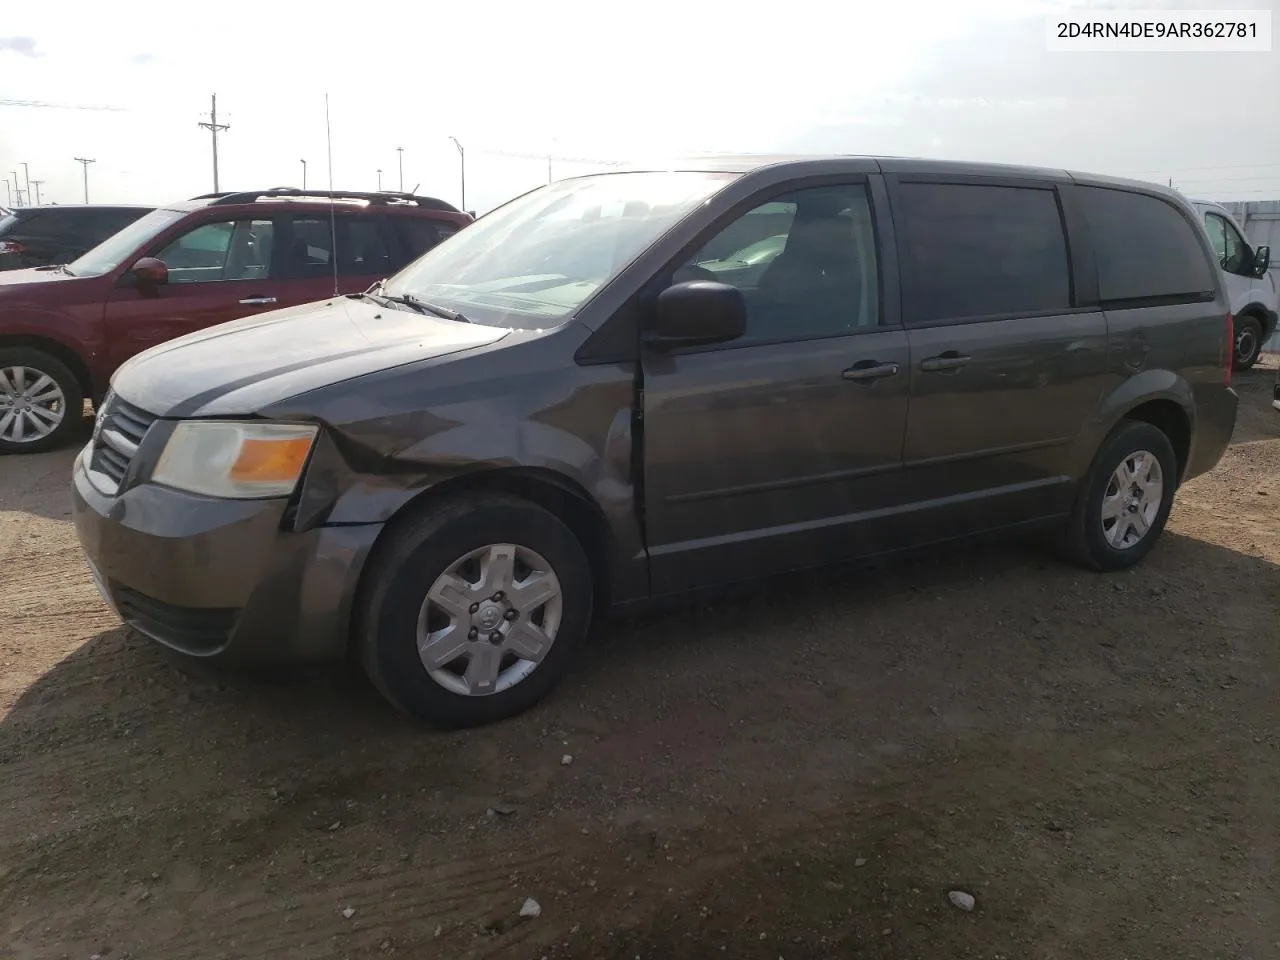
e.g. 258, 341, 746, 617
1225, 313, 1234, 386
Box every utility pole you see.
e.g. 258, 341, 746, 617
377, 168, 383, 191
396, 146, 404, 191
196, 93, 230, 193
30, 179, 43, 205
448, 136, 465, 213
73, 157, 95, 203
300, 158, 307, 189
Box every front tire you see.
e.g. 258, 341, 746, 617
1063, 420, 1177, 572
357, 494, 593, 728
0, 347, 84, 454
1233, 314, 1264, 370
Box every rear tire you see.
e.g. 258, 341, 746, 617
1062, 420, 1177, 572
1233, 314, 1263, 370
356, 494, 593, 728
0, 347, 84, 454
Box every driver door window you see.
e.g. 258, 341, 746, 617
153, 219, 276, 283
678, 185, 880, 342
1205, 212, 1250, 275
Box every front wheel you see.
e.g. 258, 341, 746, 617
1063, 420, 1177, 572
0, 347, 84, 454
357, 494, 593, 728
1233, 315, 1264, 370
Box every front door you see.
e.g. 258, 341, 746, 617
641, 181, 912, 596
887, 178, 1110, 541
104, 215, 282, 371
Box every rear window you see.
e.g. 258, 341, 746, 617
896, 182, 1072, 324
1077, 187, 1216, 304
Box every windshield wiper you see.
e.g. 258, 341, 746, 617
378, 291, 470, 323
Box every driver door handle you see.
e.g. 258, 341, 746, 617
842, 361, 901, 382
238, 296, 277, 306
920, 352, 971, 373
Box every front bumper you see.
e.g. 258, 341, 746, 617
72, 444, 382, 664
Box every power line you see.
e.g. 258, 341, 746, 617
0, 98, 124, 112
1115, 161, 1280, 176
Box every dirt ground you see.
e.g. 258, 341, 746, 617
2, 363, 1279, 960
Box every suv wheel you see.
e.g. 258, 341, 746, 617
1063, 420, 1177, 571
357, 494, 593, 728
0, 347, 84, 454
1233, 314, 1264, 370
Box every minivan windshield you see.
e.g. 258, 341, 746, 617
381, 171, 736, 327
67, 208, 187, 277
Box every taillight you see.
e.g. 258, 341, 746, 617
0, 240, 23, 255
1225, 312, 1234, 386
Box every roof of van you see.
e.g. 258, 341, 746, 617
604, 153, 1178, 197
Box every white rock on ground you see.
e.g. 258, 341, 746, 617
520, 897, 542, 918
948, 890, 976, 912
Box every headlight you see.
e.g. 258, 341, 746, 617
152, 421, 318, 499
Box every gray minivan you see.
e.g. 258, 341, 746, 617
73, 156, 1239, 727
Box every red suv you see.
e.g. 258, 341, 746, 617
0, 188, 472, 453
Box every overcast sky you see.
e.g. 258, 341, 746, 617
1, 0, 1277, 214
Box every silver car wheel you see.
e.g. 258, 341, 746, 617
416, 543, 563, 696
0, 365, 67, 443
1100, 450, 1164, 550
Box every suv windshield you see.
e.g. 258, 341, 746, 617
382, 171, 736, 327
67, 208, 187, 277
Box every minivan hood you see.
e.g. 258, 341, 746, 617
111, 296, 510, 418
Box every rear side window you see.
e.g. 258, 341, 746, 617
4, 210, 65, 240
286, 216, 401, 278
394, 218, 460, 265
1078, 187, 1215, 304
896, 183, 1072, 324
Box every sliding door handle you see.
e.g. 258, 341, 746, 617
920, 353, 971, 373
238, 296, 278, 306
842, 361, 901, 382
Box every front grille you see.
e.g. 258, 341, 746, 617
88, 393, 158, 493
114, 585, 238, 655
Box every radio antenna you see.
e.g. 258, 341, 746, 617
325, 92, 338, 298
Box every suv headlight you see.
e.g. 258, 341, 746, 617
152, 421, 318, 499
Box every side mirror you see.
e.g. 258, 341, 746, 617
648, 280, 746, 349
132, 257, 169, 287
1253, 244, 1271, 278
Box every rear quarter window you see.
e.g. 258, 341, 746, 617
1077, 187, 1216, 304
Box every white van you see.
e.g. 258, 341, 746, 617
1190, 200, 1276, 369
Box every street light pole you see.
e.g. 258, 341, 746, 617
300, 158, 307, 189
21, 162, 31, 202
396, 146, 404, 192
74, 157, 95, 203
9, 171, 21, 206
30, 180, 43, 205
377, 168, 382, 191
448, 136, 465, 212
2, 178, 10, 207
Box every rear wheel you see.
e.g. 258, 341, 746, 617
0, 347, 84, 454
1233, 314, 1264, 370
357, 494, 593, 728
1063, 420, 1177, 571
